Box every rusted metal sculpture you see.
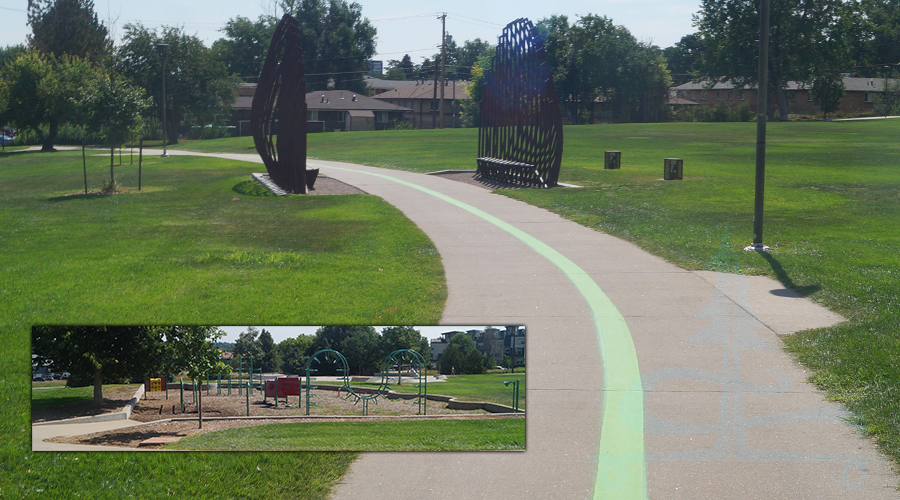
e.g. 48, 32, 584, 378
477, 18, 564, 188
251, 14, 317, 194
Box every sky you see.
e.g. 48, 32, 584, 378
217, 325, 497, 344
0, 0, 700, 65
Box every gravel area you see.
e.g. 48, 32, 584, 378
306, 175, 367, 195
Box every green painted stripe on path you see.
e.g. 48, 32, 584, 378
313, 163, 647, 499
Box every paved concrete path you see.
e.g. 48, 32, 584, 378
32, 419, 149, 451
139, 152, 900, 498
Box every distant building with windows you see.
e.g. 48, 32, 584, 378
430, 326, 525, 368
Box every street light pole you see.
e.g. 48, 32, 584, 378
156, 43, 169, 158
746, 0, 771, 252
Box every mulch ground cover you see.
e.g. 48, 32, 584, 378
40, 385, 502, 449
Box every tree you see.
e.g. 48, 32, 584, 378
438, 332, 483, 375
0, 45, 26, 70
663, 34, 704, 85
342, 327, 382, 375
380, 326, 428, 359
384, 54, 415, 81
81, 70, 151, 189
538, 14, 671, 124
847, 0, 900, 77
233, 326, 263, 362
27, 0, 110, 63
164, 326, 230, 429
116, 24, 238, 145
32, 326, 166, 404
277, 335, 315, 375
212, 15, 277, 79
282, 0, 376, 93
811, 71, 846, 118
257, 328, 279, 372
0, 50, 95, 150
694, 0, 852, 120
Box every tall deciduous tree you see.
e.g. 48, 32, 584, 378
27, 0, 110, 63
342, 327, 382, 375
116, 24, 238, 144
380, 326, 428, 360
283, 0, 376, 93
233, 326, 263, 361
32, 326, 166, 404
277, 335, 315, 375
694, 0, 852, 120
0, 50, 95, 150
212, 15, 278, 79
848, 0, 900, 77
538, 14, 672, 123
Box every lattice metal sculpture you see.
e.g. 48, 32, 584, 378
251, 14, 317, 194
477, 18, 564, 188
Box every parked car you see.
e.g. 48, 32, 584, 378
61, 372, 70, 379
0, 134, 13, 144
32, 374, 46, 382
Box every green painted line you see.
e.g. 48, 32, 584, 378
313, 163, 647, 499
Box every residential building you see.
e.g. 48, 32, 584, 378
430, 326, 525, 368
364, 75, 413, 95
230, 84, 410, 133
306, 90, 411, 131
373, 80, 469, 129
671, 75, 898, 116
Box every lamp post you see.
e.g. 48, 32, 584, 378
155, 43, 169, 157
746, 0, 771, 252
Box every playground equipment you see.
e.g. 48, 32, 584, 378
504, 379, 521, 413
266, 377, 301, 407
305, 349, 350, 415
304, 348, 428, 416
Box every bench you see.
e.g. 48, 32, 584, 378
476, 157, 547, 188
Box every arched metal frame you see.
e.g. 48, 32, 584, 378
381, 349, 427, 416
478, 18, 563, 188
305, 349, 350, 415
251, 14, 316, 194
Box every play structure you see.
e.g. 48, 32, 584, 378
477, 18, 564, 188
251, 13, 316, 194
305, 348, 428, 416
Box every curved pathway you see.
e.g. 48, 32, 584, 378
156, 152, 899, 498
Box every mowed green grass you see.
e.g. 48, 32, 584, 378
381, 372, 526, 409
180, 121, 900, 467
31, 384, 136, 411
167, 418, 525, 451
1, 149, 446, 499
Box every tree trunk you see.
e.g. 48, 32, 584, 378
776, 86, 789, 121
109, 144, 115, 186
41, 119, 58, 151
93, 368, 103, 405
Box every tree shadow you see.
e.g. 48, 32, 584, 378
758, 251, 821, 297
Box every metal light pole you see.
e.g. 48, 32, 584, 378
155, 43, 169, 158
438, 13, 447, 129
746, 0, 771, 252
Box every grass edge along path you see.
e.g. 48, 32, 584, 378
2, 150, 447, 499
167, 417, 525, 451
313, 162, 647, 500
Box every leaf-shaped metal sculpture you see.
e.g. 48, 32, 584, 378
251, 14, 315, 194
478, 18, 563, 188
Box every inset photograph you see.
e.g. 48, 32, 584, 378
32, 325, 525, 451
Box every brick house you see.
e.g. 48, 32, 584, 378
372, 80, 469, 129
672, 76, 898, 116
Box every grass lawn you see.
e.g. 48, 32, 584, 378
167, 418, 525, 451
31, 384, 135, 411
1, 148, 446, 499
179, 121, 900, 468
372, 372, 527, 409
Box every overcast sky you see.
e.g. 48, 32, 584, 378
0, 0, 699, 64
217, 326, 500, 344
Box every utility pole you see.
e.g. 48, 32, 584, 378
438, 13, 447, 129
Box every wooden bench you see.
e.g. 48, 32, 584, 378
476, 157, 547, 188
